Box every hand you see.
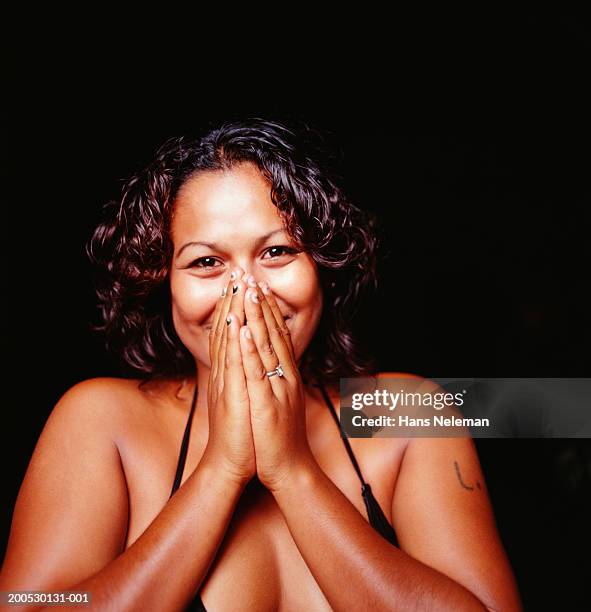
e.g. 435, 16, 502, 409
202, 271, 256, 486
239, 277, 317, 492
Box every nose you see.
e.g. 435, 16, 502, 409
227, 265, 246, 281
228, 266, 272, 291
237, 268, 271, 288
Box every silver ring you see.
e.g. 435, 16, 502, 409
266, 363, 285, 378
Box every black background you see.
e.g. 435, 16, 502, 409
3, 11, 590, 610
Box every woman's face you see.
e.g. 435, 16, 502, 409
169, 161, 323, 371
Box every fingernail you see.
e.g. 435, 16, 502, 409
226, 314, 232, 326
249, 288, 259, 304
259, 281, 270, 295
247, 275, 257, 288
232, 285, 238, 294
221, 286, 227, 297
230, 268, 244, 280
242, 326, 252, 340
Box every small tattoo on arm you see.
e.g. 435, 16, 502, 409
454, 460, 482, 491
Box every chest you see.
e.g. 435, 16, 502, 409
119, 400, 406, 610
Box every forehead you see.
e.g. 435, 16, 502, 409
171, 162, 284, 242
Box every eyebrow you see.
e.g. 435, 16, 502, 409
176, 228, 288, 258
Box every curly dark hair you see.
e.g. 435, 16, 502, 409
86, 117, 383, 391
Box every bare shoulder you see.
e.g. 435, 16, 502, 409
56, 376, 139, 406
375, 371, 424, 380
375, 370, 479, 463
58, 375, 157, 400
52, 376, 184, 424
323, 372, 421, 483
49, 377, 143, 433
19, 378, 136, 485
355, 371, 437, 479
374, 370, 430, 392
44, 378, 181, 458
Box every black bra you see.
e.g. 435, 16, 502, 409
169, 382, 399, 611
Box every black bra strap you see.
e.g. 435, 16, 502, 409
316, 383, 399, 548
170, 382, 199, 498
316, 383, 366, 488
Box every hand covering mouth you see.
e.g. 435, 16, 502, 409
206, 315, 291, 328
243, 315, 291, 324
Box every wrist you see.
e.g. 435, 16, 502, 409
269, 453, 322, 497
198, 450, 253, 490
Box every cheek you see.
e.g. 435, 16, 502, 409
281, 263, 323, 354
267, 256, 320, 304
299, 283, 323, 334
169, 273, 217, 357
290, 293, 323, 363
290, 261, 322, 313
170, 275, 208, 322
298, 276, 323, 312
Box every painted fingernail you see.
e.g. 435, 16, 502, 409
247, 275, 257, 288
249, 289, 259, 304
230, 269, 240, 281
221, 286, 227, 297
259, 281, 270, 295
242, 326, 252, 340
232, 285, 238, 294
226, 314, 232, 326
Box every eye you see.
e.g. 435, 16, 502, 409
187, 246, 299, 271
262, 246, 299, 259
189, 256, 221, 269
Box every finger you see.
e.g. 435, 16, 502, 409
257, 280, 296, 363
218, 277, 247, 394
217, 313, 229, 396
210, 277, 233, 370
254, 284, 297, 381
230, 277, 247, 328
211, 269, 244, 379
239, 323, 277, 413
209, 282, 231, 408
224, 312, 248, 403
243, 286, 290, 395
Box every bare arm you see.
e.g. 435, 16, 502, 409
61, 456, 243, 612
271, 436, 522, 612
0, 379, 246, 612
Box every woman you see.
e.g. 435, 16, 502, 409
0, 118, 521, 610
